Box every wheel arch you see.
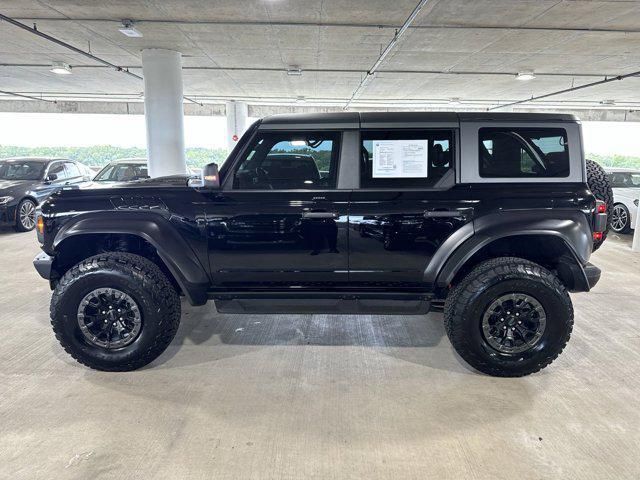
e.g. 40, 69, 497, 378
430, 211, 594, 294
51, 212, 210, 305
20, 195, 39, 205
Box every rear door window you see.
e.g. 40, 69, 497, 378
360, 130, 454, 188
479, 128, 569, 178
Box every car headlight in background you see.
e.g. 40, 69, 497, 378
634, 199, 639, 207
0, 196, 15, 205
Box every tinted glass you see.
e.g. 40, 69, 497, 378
479, 128, 569, 178
0, 161, 46, 180
48, 162, 67, 180
361, 130, 454, 188
608, 172, 640, 188
64, 162, 81, 178
94, 163, 149, 182
233, 132, 340, 190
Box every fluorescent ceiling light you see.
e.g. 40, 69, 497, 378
291, 140, 307, 146
50, 61, 72, 75
119, 20, 143, 38
600, 99, 616, 105
448, 97, 461, 105
287, 66, 302, 76
516, 71, 536, 81
295, 96, 306, 103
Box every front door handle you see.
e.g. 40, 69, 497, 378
423, 208, 473, 218
302, 211, 340, 219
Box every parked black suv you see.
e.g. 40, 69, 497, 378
33, 112, 608, 376
0, 157, 90, 231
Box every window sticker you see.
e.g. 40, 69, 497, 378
372, 140, 429, 178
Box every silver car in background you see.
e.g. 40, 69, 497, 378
605, 168, 640, 233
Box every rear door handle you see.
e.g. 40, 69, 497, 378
423, 208, 473, 218
302, 211, 340, 219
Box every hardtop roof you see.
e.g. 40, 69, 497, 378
259, 111, 579, 129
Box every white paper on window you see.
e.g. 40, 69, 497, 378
372, 140, 429, 178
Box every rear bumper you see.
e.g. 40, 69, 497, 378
584, 262, 601, 290
33, 251, 53, 279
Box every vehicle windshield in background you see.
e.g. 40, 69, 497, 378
94, 164, 148, 182
607, 172, 640, 188
0, 161, 45, 181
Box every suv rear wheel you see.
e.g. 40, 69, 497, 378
50, 252, 181, 371
444, 257, 573, 377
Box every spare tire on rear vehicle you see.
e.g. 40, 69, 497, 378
586, 159, 614, 251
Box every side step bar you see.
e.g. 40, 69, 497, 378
208, 291, 433, 315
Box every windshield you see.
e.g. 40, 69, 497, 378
94, 163, 149, 182
608, 172, 640, 188
0, 161, 46, 181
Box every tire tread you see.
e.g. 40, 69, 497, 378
50, 252, 180, 371
444, 257, 573, 377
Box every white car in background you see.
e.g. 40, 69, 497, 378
93, 158, 197, 183
605, 168, 640, 234
93, 158, 149, 183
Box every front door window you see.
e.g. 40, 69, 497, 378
232, 132, 340, 190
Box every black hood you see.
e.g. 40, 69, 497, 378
83, 174, 193, 190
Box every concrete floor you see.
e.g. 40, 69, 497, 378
1, 229, 639, 480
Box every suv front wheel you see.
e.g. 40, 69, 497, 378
50, 252, 181, 371
444, 257, 573, 377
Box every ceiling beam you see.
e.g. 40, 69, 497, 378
10, 17, 640, 34
2, 63, 637, 79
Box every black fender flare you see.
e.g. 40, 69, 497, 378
425, 210, 593, 292
53, 211, 210, 305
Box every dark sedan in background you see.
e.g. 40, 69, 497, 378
0, 157, 91, 231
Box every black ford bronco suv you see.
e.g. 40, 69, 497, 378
33, 112, 609, 377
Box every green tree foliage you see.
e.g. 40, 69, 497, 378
588, 153, 640, 169
0, 145, 229, 168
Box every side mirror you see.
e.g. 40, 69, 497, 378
202, 162, 220, 189
46, 173, 58, 182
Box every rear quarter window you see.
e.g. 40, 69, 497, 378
479, 128, 570, 178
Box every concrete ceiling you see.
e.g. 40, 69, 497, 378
1, 0, 640, 116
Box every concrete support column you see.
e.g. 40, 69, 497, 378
142, 48, 186, 178
226, 101, 248, 151
633, 202, 640, 252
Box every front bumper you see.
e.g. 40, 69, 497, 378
33, 251, 53, 279
0, 204, 17, 226
584, 262, 601, 290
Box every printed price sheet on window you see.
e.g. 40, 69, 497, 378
372, 140, 429, 178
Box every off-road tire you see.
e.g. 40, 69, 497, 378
586, 159, 613, 250
444, 257, 573, 377
14, 198, 36, 232
50, 252, 181, 371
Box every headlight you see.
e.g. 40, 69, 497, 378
634, 199, 639, 207
0, 196, 14, 205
